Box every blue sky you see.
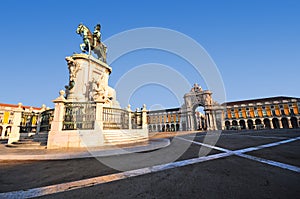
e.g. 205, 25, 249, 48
0, 0, 299, 109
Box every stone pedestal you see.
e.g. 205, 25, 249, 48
65, 54, 119, 108
46, 53, 149, 149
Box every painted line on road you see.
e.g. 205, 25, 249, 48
236, 153, 300, 173
234, 136, 300, 153
2, 136, 299, 198
190, 134, 289, 140
0, 152, 231, 198
176, 137, 230, 153
178, 136, 300, 173
227, 135, 289, 140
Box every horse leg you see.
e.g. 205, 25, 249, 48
88, 42, 91, 55
80, 43, 86, 52
100, 47, 106, 62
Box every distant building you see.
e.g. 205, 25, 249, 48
147, 96, 300, 132
0, 103, 45, 139
222, 96, 300, 130
147, 108, 181, 132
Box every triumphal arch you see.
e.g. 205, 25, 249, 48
182, 84, 223, 131
147, 84, 224, 132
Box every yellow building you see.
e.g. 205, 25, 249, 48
0, 103, 44, 139
223, 96, 300, 130
147, 108, 181, 132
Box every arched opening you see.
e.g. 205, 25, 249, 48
272, 118, 280, 129
264, 118, 271, 129
148, 125, 152, 132
231, 120, 238, 130
162, 124, 166, 132
281, 118, 289, 129
0, 126, 3, 136
239, 120, 246, 129
153, 125, 157, 132
171, 124, 175, 132
176, 124, 180, 131
166, 124, 170, 132
247, 120, 254, 129
291, 117, 298, 128
255, 119, 263, 130
5, 126, 11, 137
225, 121, 230, 130
255, 119, 262, 125
157, 124, 161, 132
194, 106, 206, 131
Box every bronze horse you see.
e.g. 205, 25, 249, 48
76, 24, 107, 62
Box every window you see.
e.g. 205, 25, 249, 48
262, 107, 267, 117
238, 109, 243, 118
289, 104, 294, 115
254, 107, 258, 117
271, 107, 276, 116
246, 108, 250, 117
280, 105, 283, 109
231, 109, 235, 119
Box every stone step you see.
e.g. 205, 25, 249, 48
32, 133, 49, 145
11, 140, 41, 145
103, 133, 145, 137
5, 143, 46, 149
18, 138, 34, 142
104, 135, 147, 141
104, 135, 146, 139
33, 137, 48, 142
104, 136, 148, 144
104, 137, 148, 145
33, 134, 49, 138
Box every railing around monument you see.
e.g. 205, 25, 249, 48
19, 112, 40, 133
131, 111, 142, 129
39, 109, 54, 132
63, 102, 96, 130
103, 107, 129, 130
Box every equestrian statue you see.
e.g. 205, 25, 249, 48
76, 23, 107, 63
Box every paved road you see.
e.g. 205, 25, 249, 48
1, 129, 300, 198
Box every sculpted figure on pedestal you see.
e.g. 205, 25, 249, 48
76, 23, 107, 62
65, 56, 80, 91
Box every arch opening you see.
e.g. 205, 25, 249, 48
194, 106, 207, 131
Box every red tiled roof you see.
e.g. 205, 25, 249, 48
0, 103, 42, 110
222, 96, 300, 106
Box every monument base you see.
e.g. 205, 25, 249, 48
47, 129, 148, 149
47, 130, 105, 149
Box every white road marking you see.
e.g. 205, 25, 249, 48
1, 135, 299, 198
235, 136, 300, 153
190, 134, 288, 140
0, 152, 231, 198
179, 136, 300, 173
228, 135, 289, 139
236, 153, 300, 173
176, 137, 230, 153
